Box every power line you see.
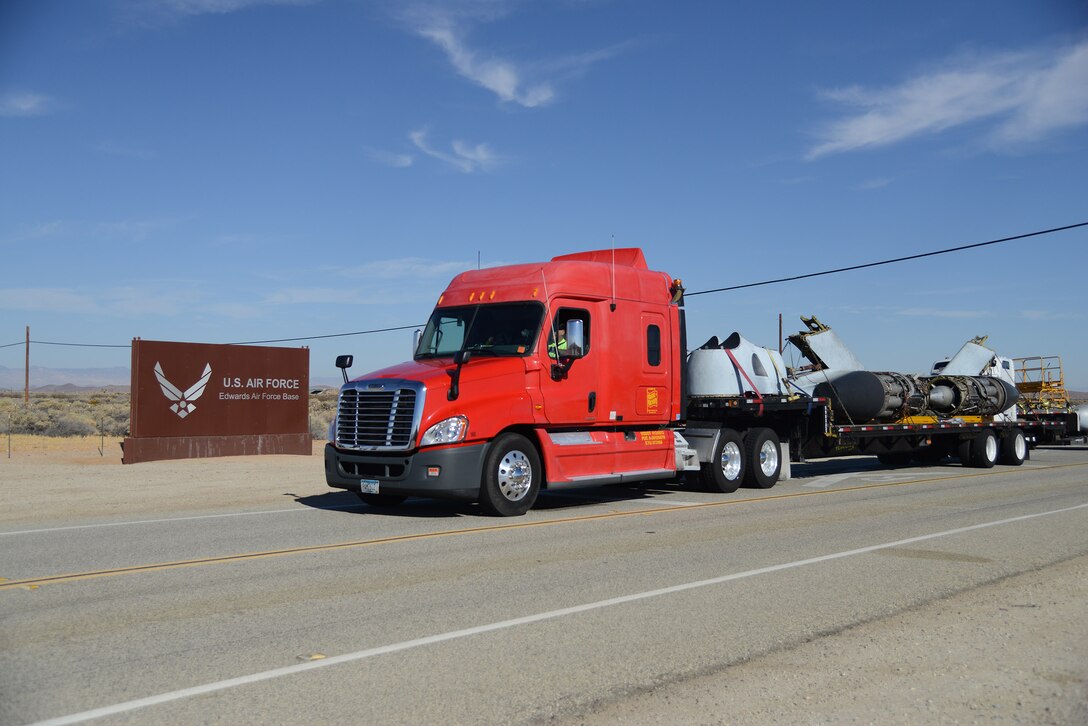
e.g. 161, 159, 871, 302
6, 221, 1085, 349
30, 340, 131, 349
685, 221, 1087, 297
231, 324, 424, 346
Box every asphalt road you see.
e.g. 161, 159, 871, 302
2, 446, 1087, 724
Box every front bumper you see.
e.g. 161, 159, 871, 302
324, 442, 487, 500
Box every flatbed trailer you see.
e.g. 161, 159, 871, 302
680, 392, 1064, 488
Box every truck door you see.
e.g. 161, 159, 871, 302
538, 305, 601, 425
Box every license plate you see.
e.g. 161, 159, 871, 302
359, 479, 380, 494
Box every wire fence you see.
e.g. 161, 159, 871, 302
1, 388, 338, 459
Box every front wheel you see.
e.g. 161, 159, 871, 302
479, 433, 541, 516
743, 428, 781, 489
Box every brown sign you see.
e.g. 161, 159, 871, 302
123, 339, 311, 463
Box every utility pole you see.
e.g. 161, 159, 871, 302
24, 325, 29, 406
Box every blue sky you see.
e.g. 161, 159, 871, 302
2, 0, 1087, 387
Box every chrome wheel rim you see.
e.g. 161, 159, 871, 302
720, 441, 742, 480
498, 449, 532, 501
758, 440, 779, 476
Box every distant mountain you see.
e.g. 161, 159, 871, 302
0, 365, 131, 391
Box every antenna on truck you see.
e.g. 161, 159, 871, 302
541, 269, 556, 344
610, 235, 617, 312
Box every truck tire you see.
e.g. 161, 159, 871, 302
479, 433, 541, 516
743, 428, 781, 489
956, 438, 972, 465
965, 429, 999, 468
999, 428, 1028, 466
700, 429, 744, 493
355, 493, 408, 508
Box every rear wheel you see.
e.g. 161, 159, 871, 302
999, 428, 1027, 466
355, 492, 407, 508
963, 429, 998, 468
743, 428, 781, 489
700, 429, 744, 493
479, 433, 541, 516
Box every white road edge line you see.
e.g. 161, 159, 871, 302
30, 500, 1088, 726
0, 504, 361, 537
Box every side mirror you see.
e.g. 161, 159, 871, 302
413, 328, 423, 357
336, 354, 353, 384
448, 350, 472, 400
562, 319, 585, 359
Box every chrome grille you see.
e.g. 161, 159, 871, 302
336, 381, 423, 451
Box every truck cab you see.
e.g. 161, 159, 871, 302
324, 249, 684, 515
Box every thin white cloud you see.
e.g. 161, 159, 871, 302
365, 148, 415, 168
117, 0, 316, 27
0, 285, 202, 317
0, 288, 97, 314
24, 221, 66, 239
808, 39, 1088, 159
855, 177, 893, 191
339, 257, 482, 280
418, 23, 554, 107
0, 92, 59, 117
404, 3, 626, 108
409, 128, 500, 172
996, 42, 1088, 143
265, 285, 441, 307
1019, 309, 1084, 321
155, 0, 314, 16
895, 307, 993, 319
3, 217, 179, 245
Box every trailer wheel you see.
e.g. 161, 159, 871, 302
956, 438, 972, 465
964, 429, 999, 468
743, 428, 781, 489
999, 428, 1028, 466
479, 433, 541, 516
700, 429, 744, 493
355, 493, 408, 508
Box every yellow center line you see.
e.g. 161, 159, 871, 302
3, 461, 1084, 591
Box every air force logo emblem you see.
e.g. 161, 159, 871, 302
154, 362, 212, 418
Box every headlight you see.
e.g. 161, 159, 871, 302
420, 416, 468, 447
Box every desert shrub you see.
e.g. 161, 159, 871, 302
309, 389, 338, 440
2, 389, 341, 439
1, 390, 126, 437
45, 413, 97, 437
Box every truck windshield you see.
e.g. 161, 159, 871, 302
415, 302, 544, 359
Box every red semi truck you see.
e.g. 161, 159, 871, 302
324, 248, 1067, 515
